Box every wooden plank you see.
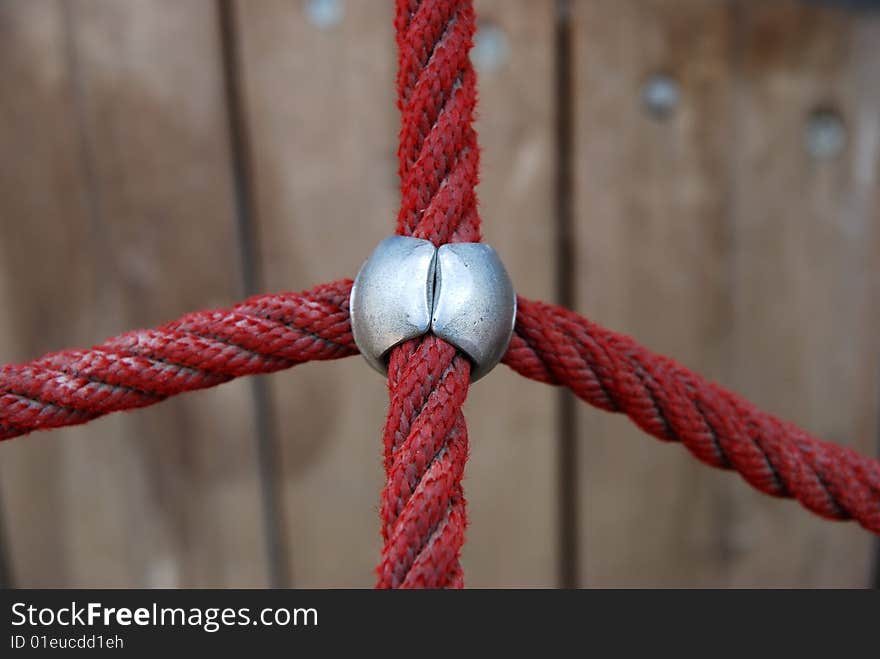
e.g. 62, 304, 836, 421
571, 0, 740, 587
723, 3, 880, 587
0, 0, 267, 586
235, 0, 398, 587
235, 0, 558, 586
0, 0, 88, 585
464, 0, 557, 587
572, 0, 880, 586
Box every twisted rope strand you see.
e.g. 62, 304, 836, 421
3, 281, 877, 535
373, 0, 482, 589
502, 297, 880, 534
0, 280, 356, 441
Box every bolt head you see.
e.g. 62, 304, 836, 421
641, 74, 680, 119
305, 0, 343, 30
471, 22, 510, 74
806, 109, 846, 159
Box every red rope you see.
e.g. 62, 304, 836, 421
374, 0, 482, 589
0, 0, 877, 586
4, 284, 878, 536
503, 298, 880, 534
0, 280, 355, 440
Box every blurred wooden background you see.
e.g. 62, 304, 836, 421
0, 0, 878, 588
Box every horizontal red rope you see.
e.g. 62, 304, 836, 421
0, 280, 355, 441
502, 297, 880, 535
3, 280, 877, 536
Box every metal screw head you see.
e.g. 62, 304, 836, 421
471, 22, 509, 74
641, 74, 680, 119
805, 109, 846, 159
304, 0, 344, 30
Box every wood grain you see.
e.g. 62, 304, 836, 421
723, 3, 880, 587
571, 0, 879, 586
234, 0, 398, 587
0, 0, 267, 586
464, 0, 557, 587
572, 0, 735, 587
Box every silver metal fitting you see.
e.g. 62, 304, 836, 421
350, 236, 516, 382
349, 236, 436, 375
431, 243, 516, 380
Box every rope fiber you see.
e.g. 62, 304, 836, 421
375, 0, 483, 589
4, 284, 878, 537
0, 281, 355, 440
0, 0, 878, 587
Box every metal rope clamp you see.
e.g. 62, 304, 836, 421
350, 236, 516, 381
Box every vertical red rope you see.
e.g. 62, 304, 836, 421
375, 0, 480, 589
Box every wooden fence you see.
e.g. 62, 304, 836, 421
0, 0, 878, 587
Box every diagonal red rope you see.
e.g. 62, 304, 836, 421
503, 297, 880, 534
374, 0, 481, 589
